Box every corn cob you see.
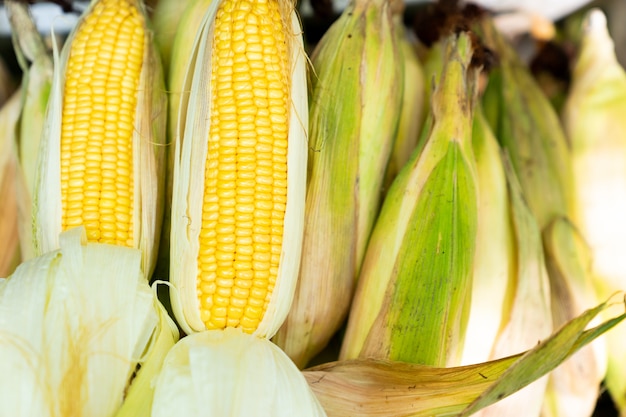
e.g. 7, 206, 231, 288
562, 9, 626, 414
0, 227, 178, 416
152, 327, 326, 416
272, 0, 404, 367
340, 31, 479, 366
0, 90, 23, 277
168, 0, 308, 338
461, 105, 513, 366
33, 0, 167, 277
477, 14, 605, 417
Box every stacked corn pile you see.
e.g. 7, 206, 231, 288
1, 0, 626, 415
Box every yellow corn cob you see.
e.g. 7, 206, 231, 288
169, 0, 308, 338
34, 0, 167, 276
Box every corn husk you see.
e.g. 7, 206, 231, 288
152, 0, 213, 281
461, 106, 513, 366
339, 31, 478, 367
306, 295, 625, 417
472, 154, 552, 417
152, 328, 327, 417
150, 0, 198, 78
382, 19, 425, 192
6, 0, 54, 262
0, 227, 178, 416
477, 14, 605, 416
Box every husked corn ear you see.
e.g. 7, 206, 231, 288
340, 32, 479, 366
152, 328, 327, 417
169, 0, 308, 338
562, 9, 626, 414
272, 0, 404, 367
34, 0, 167, 276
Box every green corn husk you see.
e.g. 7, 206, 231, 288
460, 106, 513, 366
562, 9, 626, 414
0, 227, 179, 417
6, 0, 54, 262
479, 22, 572, 230
33, 0, 167, 277
150, 0, 197, 79
151, 328, 327, 417
272, 0, 403, 367
382, 17, 425, 192
152, 0, 213, 281
339, 31, 478, 367
477, 14, 605, 417
306, 296, 625, 417
473, 154, 552, 417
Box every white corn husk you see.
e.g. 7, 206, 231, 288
152, 328, 327, 417
0, 227, 179, 417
